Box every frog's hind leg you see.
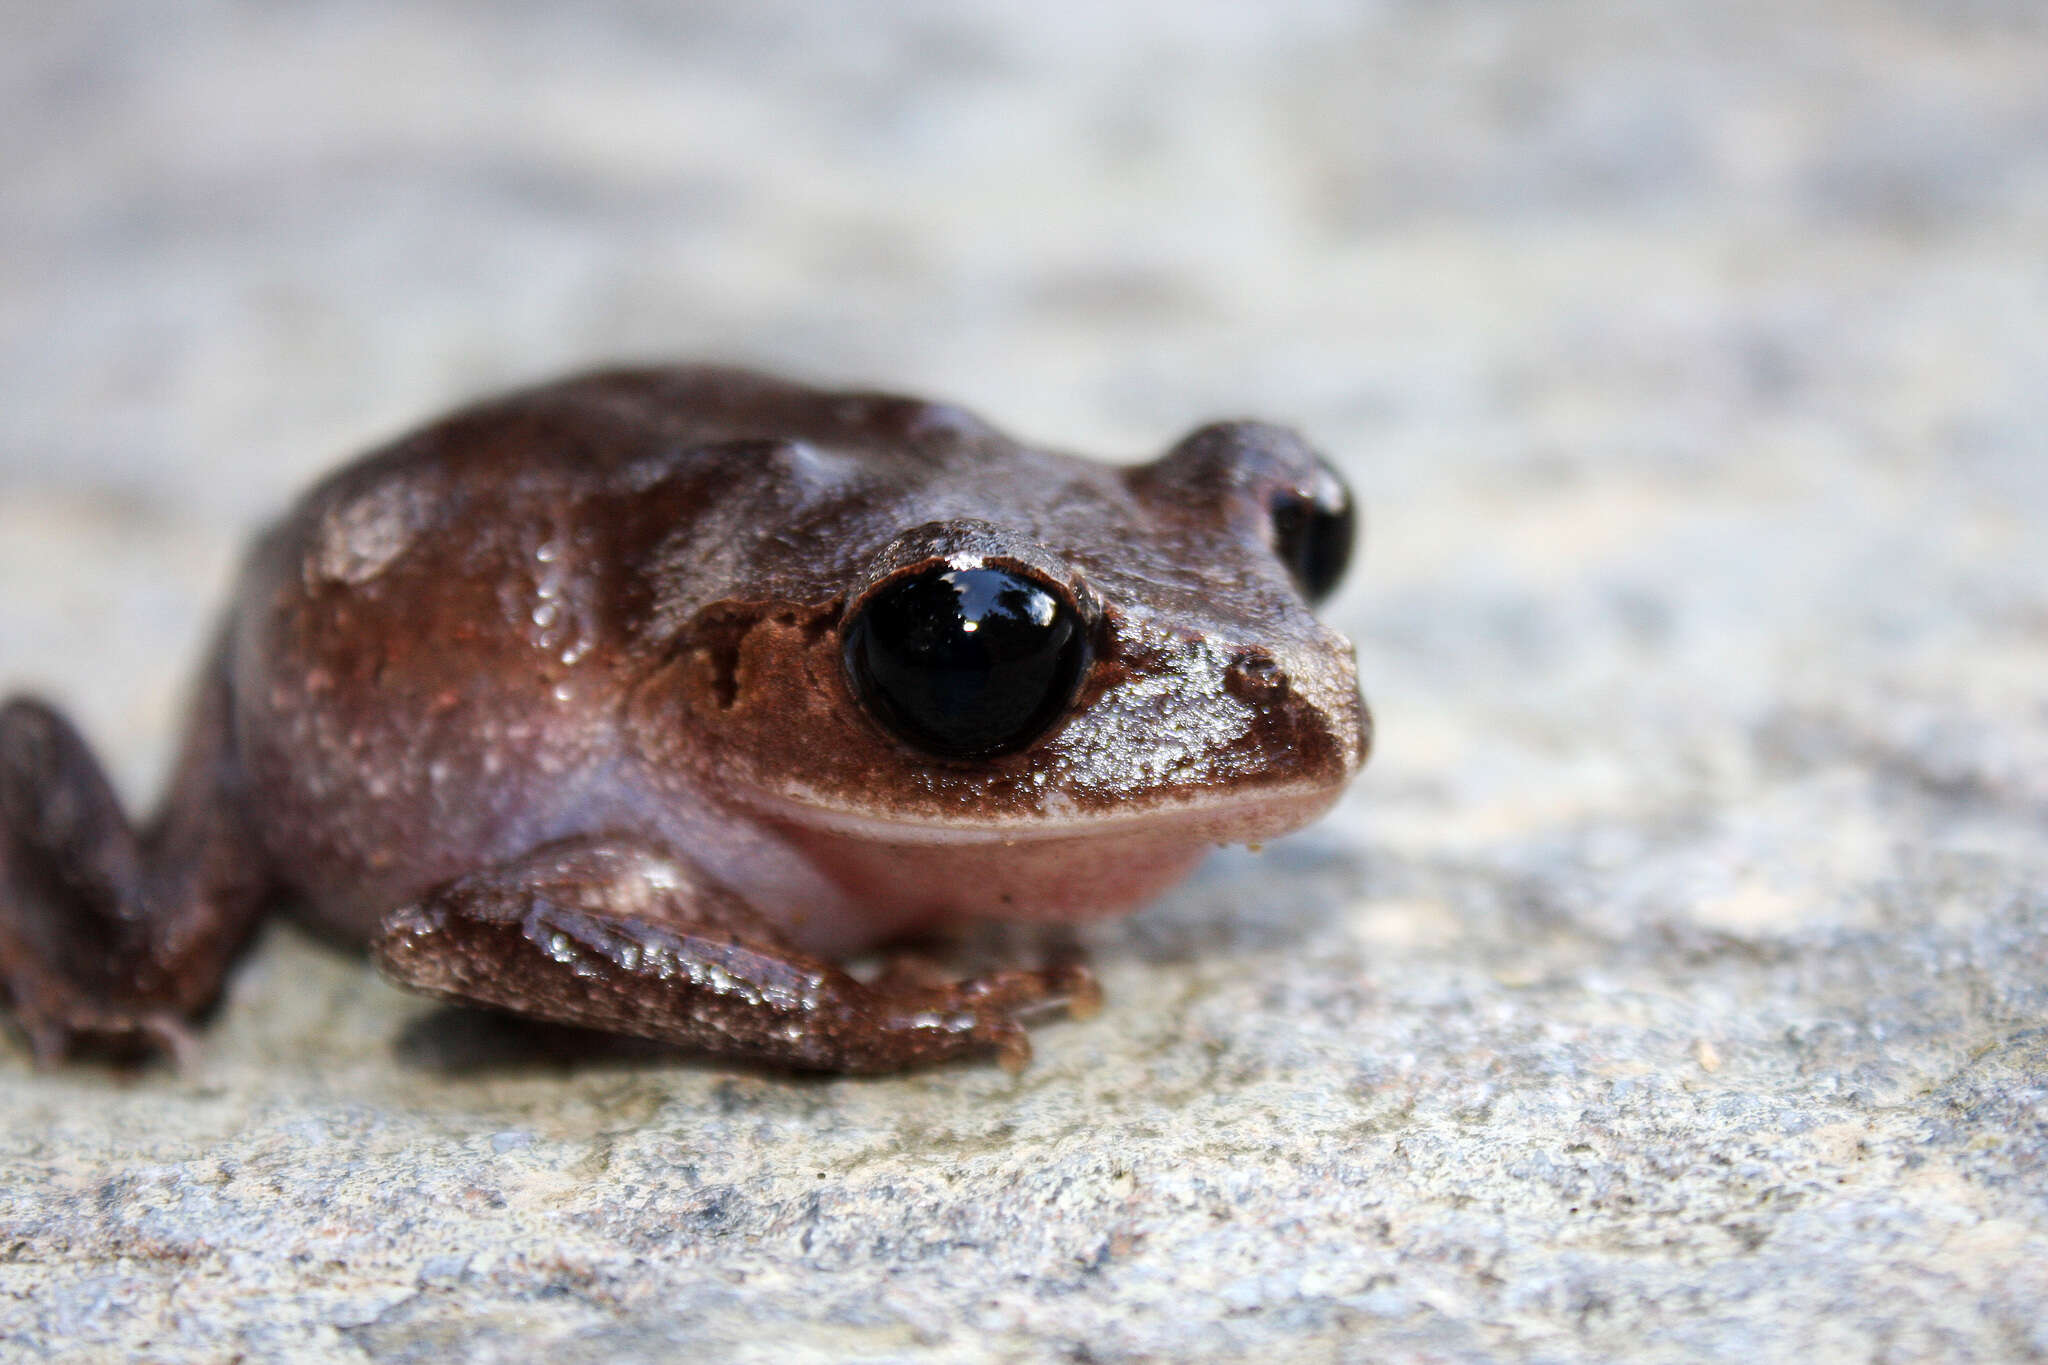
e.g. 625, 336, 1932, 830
0, 670, 270, 1065
372, 837, 1097, 1074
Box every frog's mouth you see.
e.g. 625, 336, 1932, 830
748, 774, 1352, 848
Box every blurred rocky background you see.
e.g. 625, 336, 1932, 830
4, 2, 2047, 1360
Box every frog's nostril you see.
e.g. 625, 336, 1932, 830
1212, 640, 1370, 781
1222, 648, 1286, 702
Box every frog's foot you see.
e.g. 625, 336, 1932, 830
871, 949, 1101, 1020
932, 961, 1102, 1024
0, 696, 228, 1069
850, 959, 1099, 1073
0, 937, 196, 1068
372, 838, 1100, 1074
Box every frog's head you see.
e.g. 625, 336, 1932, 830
637, 401, 1369, 923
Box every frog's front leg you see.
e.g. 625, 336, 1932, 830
371, 838, 1097, 1074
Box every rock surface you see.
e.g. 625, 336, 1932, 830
4, 2, 2047, 1360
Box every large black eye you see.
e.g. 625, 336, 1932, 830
1270, 459, 1355, 604
843, 565, 1088, 758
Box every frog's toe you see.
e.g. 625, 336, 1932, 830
952, 959, 1102, 1021
983, 1014, 1032, 1075
4, 970, 196, 1070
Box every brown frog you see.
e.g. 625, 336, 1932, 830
0, 367, 1369, 1073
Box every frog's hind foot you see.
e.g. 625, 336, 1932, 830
0, 697, 182, 1066
0, 932, 197, 1069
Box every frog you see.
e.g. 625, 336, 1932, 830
0, 366, 1369, 1073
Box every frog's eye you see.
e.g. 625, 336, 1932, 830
843, 565, 1088, 759
1268, 458, 1355, 605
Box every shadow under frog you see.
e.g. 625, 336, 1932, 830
0, 366, 1369, 1074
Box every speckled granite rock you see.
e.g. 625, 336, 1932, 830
4, 3, 2047, 1361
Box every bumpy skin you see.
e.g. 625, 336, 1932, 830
0, 367, 1368, 1072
